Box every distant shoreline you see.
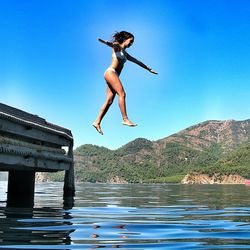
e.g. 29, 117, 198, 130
30, 172, 248, 185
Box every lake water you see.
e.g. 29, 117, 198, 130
1, 181, 250, 249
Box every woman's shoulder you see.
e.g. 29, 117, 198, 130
113, 42, 121, 51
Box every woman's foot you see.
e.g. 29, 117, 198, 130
122, 118, 137, 127
92, 122, 103, 135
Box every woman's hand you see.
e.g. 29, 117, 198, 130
148, 68, 158, 74
98, 38, 113, 47
98, 38, 106, 43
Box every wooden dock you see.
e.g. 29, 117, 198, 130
0, 103, 75, 207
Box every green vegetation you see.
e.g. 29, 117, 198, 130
193, 144, 250, 178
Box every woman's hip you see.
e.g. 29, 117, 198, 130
104, 67, 118, 76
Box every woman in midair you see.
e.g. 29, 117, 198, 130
93, 31, 157, 135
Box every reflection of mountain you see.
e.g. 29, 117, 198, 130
0, 172, 8, 181
45, 119, 250, 183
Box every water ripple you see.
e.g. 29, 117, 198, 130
1, 183, 250, 249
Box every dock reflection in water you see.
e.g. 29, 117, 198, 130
1, 182, 250, 249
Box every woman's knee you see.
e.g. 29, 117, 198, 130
107, 94, 115, 105
118, 90, 126, 99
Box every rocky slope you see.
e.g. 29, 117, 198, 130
181, 173, 246, 184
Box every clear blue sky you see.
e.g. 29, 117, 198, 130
1, 0, 250, 149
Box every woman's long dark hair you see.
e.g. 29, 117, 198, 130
112, 31, 134, 44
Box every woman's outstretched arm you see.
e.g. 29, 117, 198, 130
126, 52, 158, 74
98, 38, 113, 47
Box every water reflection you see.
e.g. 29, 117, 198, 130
0, 182, 250, 249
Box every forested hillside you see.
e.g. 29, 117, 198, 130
43, 119, 250, 183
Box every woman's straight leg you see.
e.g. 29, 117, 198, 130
93, 84, 116, 135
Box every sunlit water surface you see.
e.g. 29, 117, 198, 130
1, 182, 250, 249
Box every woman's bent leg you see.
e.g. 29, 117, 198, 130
104, 71, 137, 126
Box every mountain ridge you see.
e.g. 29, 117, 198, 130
44, 119, 250, 183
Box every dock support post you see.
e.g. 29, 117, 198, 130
63, 143, 75, 198
7, 170, 35, 207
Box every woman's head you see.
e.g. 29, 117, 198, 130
112, 31, 134, 47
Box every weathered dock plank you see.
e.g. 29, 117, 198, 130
0, 136, 72, 171
0, 111, 72, 147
